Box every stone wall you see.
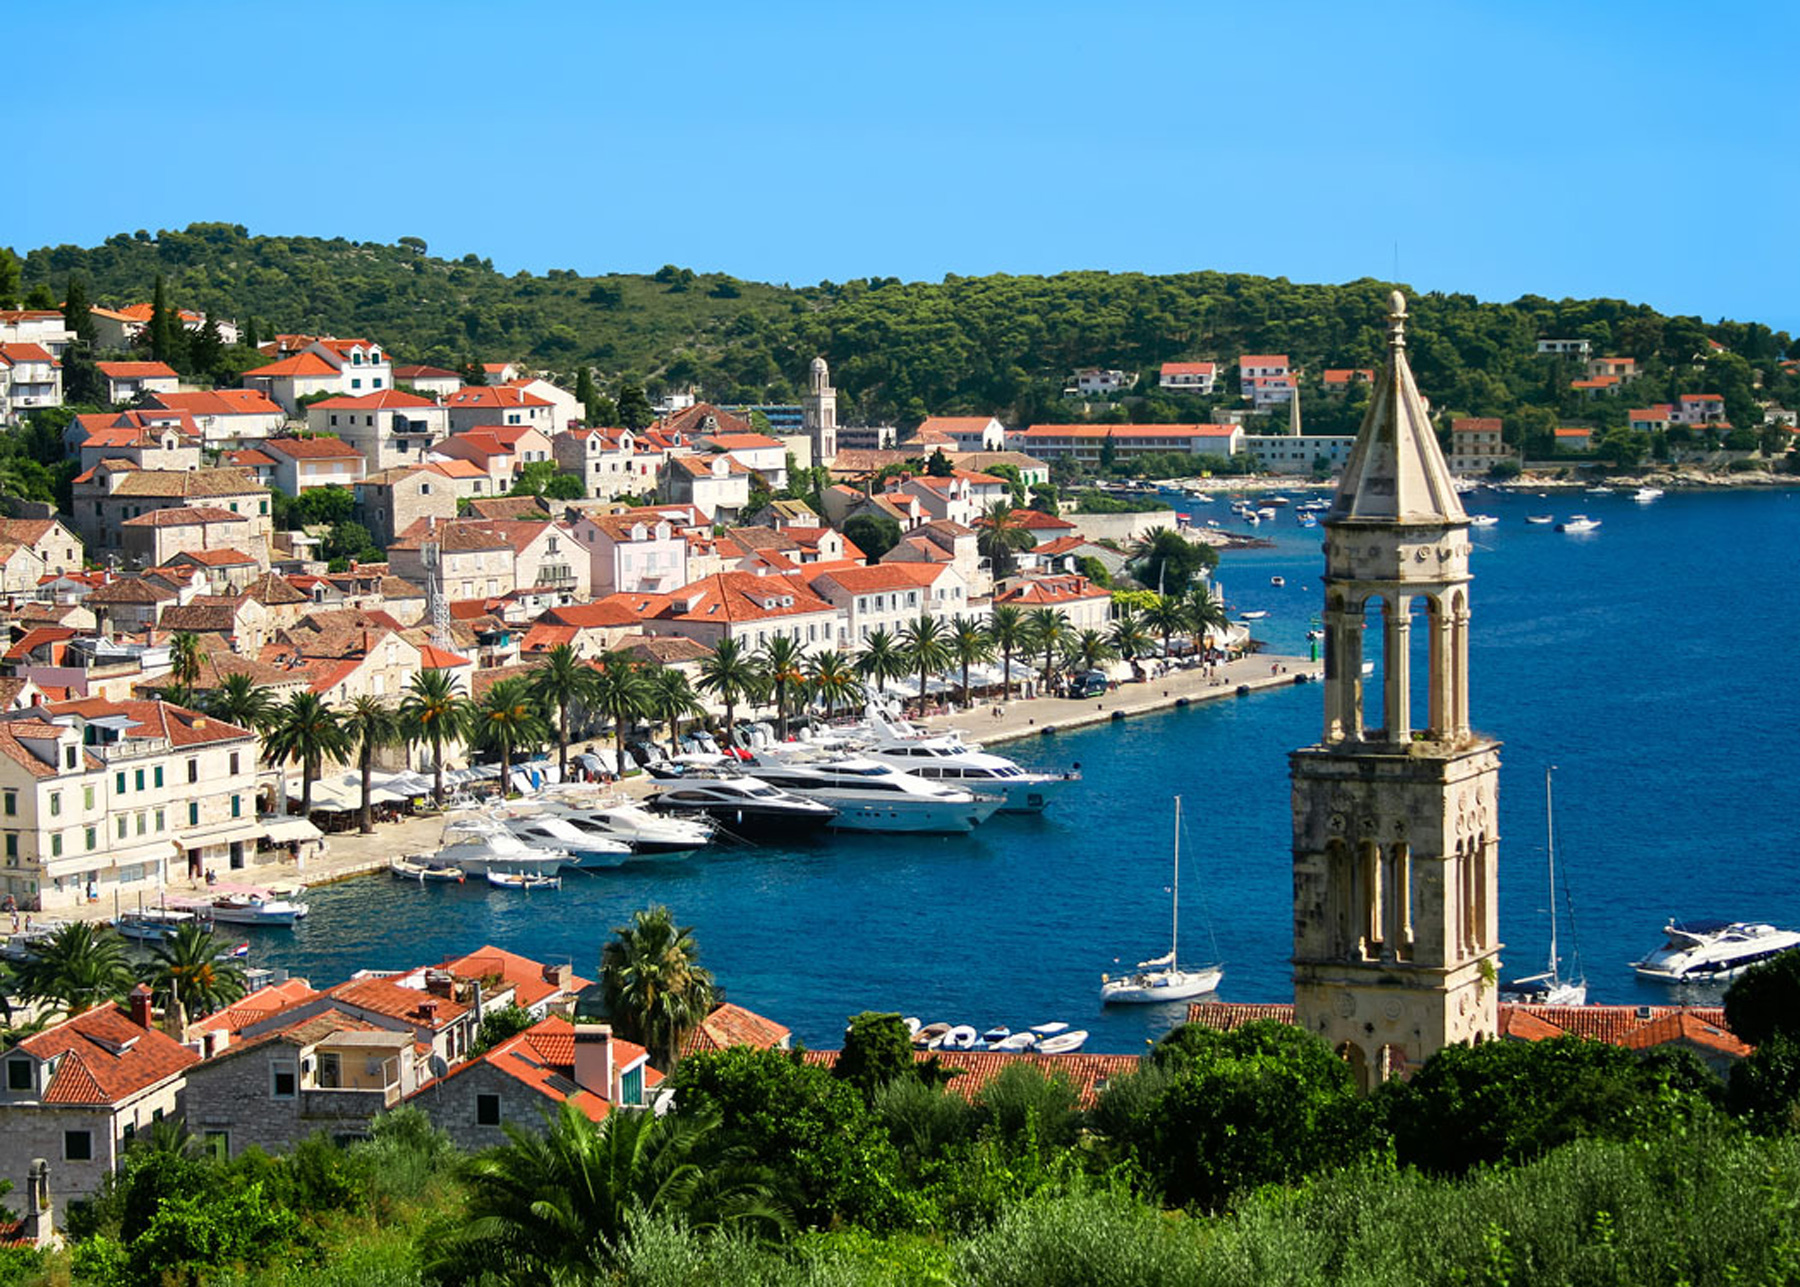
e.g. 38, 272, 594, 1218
1068, 511, 1178, 546
412, 1061, 574, 1153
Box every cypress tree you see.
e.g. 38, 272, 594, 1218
61, 273, 96, 347
245, 316, 260, 349
0, 249, 19, 309
615, 380, 654, 430
148, 275, 174, 364
574, 366, 599, 423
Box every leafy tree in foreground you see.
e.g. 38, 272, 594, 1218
842, 512, 902, 560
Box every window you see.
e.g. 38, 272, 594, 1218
188, 760, 199, 784
84, 786, 94, 810
64, 1130, 92, 1162
85, 827, 96, 851
64, 746, 77, 771
476, 1094, 501, 1126
134, 769, 145, 792
2, 794, 12, 817
7, 1059, 31, 1091
271, 1063, 297, 1099
621, 1064, 644, 1106
5, 836, 15, 860
260, 500, 268, 516
154, 810, 164, 832
51, 833, 61, 857
136, 813, 146, 836
49, 792, 60, 817
188, 803, 199, 827
231, 796, 241, 819
116, 772, 126, 795
317, 1052, 340, 1088
351, 378, 362, 390
154, 766, 163, 788
117, 817, 127, 840
202, 1130, 228, 1161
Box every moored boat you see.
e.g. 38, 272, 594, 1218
390, 856, 465, 883
1555, 515, 1601, 533
1526, 514, 1554, 524
1036, 1030, 1090, 1054
206, 892, 309, 927
1633, 487, 1664, 502
1470, 514, 1500, 527
485, 869, 561, 892
913, 1021, 952, 1049
1101, 795, 1225, 1005
115, 908, 201, 942
1632, 919, 1800, 984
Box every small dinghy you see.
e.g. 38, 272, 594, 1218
1526, 514, 1554, 525
993, 1031, 1038, 1051
1029, 1022, 1070, 1037
486, 869, 560, 891
1035, 1030, 1090, 1055
980, 1025, 1011, 1046
1270, 576, 1285, 587
902, 1016, 922, 1038
913, 1022, 952, 1049
392, 856, 466, 882
942, 1024, 979, 1050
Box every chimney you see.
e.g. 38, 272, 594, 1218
572, 1023, 614, 1098
417, 998, 439, 1023
22, 1159, 51, 1249
127, 983, 154, 1029
541, 962, 571, 990
425, 969, 455, 999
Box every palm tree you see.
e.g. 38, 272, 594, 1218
804, 650, 862, 720
646, 667, 705, 751
432, 1102, 777, 1283
399, 669, 472, 808
168, 631, 202, 690
696, 637, 763, 747
263, 691, 352, 820
757, 636, 807, 741
1026, 608, 1072, 690
600, 905, 718, 1072
1109, 610, 1153, 662
987, 604, 1027, 701
1142, 593, 1192, 660
1184, 582, 1230, 656
15, 923, 136, 1016
342, 695, 400, 835
144, 923, 246, 1026
899, 615, 953, 713
199, 671, 276, 732
592, 652, 652, 772
947, 616, 993, 707
975, 501, 1036, 577
473, 678, 549, 793
528, 644, 602, 781
855, 628, 909, 697
1068, 628, 1120, 676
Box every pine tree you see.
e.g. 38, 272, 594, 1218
188, 318, 224, 379
462, 359, 488, 386
245, 316, 261, 349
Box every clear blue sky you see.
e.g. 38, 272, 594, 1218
13, 0, 1798, 331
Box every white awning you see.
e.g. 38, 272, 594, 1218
260, 816, 323, 844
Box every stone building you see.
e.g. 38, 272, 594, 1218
1289, 293, 1501, 1090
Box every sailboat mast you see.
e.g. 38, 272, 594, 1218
1172, 795, 1181, 964
1545, 766, 1558, 977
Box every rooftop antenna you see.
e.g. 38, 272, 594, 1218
422, 535, 452, 652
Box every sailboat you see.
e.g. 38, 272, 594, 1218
1503, 766, 1588, 1006
1101, 796, 1224, 1004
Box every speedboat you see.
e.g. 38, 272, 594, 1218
744, 753, 1002, 833
1633, 487, 1664, 502
1270, 576, 1285, 587
547, 800, 714, 856
1526, 514, 1554, 524
429, 814, 569, 876
114, 908, 200, 942
1555, 515, 1601, 533
1586, 485, 1614, 495
486, 869, 561, 892
501, 814, 632, 869
1632, 920, 1800, 984
1029, 1022, 1070, 1037
1306, 629, 1324, 641
980, 1025, 1011, 1046
1036, 1030, 1090, 1055
390, 857, 464, 883
1237, 610, 1268, 621
1256, 507, 1278, 521
1469, 514, 1500, 527
207, 892, 309, 927
646, 775, 837, 840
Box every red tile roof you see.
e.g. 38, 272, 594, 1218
681, 1003, 791, 1057
47, 697, 255, 747
97, 361, 178, 379
1237, 354, 1289, 367
446, 387, 551, 410
244, 352, 338, 378
328, 975, 470, 1028
663, 572, 834, 623
435, 1016, 657, 1122
21, 1003, 200, 1104
149, 389, 284, 418
437, 945, 589, 1010
192, 979, 322, 1036
307, 389, 439, 411
261, 436, 365, 461
1451, 417, 1503, 432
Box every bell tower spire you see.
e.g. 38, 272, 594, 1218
1289, 291, 1500, 1090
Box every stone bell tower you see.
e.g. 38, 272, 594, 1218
1290, 291, 1501, 1089
802, 355, 838, 467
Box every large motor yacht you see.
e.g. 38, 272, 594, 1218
501, 813, 632, 869
744, 753, 1002, 833
426, 814, 569, 876
1632, 919, 1800, 984
645, 775, 836, 840
545, 800, 715, 856
849, 701, 1076, 813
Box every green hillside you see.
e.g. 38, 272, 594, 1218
7, 223, 1795, 447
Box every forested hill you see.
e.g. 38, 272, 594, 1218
8, 223, 1793, 433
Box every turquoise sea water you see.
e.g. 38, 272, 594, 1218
257, 487, 1800, 1053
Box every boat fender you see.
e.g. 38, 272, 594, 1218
1235, 685, 1250, 698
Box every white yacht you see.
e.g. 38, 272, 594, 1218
1469, 514, 1500, 528
501, 813, 632, 869
1555, 515, 1601, 533
1633, 487, 1665, 502
426, 814, 569, 876
546, 800, 714, 856
850, 702, 1076, 813
745, 753, 1002, 833
1632, 920, 1800, 984
1502, 768, 1586, 1007
646, 775, 837, 840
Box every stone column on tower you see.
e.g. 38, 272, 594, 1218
1289, 291, 1501, 1091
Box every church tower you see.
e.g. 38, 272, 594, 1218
802, 355, 838, 466
1290, 291, 1501, 1089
